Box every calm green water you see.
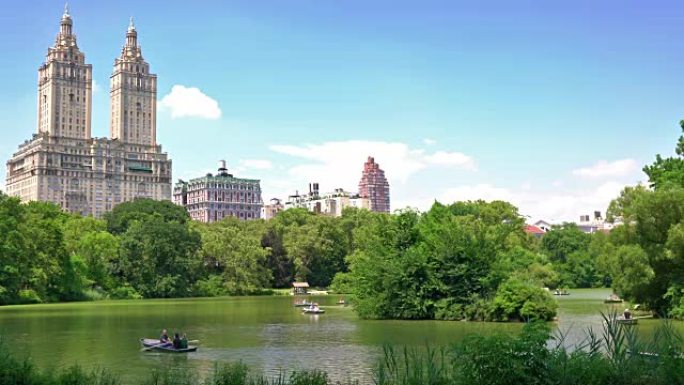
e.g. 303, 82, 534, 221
0, 289, 680, 384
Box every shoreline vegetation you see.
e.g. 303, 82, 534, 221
1, 315, 683, 385
1, 123, 684, 321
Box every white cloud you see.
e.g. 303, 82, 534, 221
423, 138, 437, 146
268, 140, 475, 198
572, 159, 637, 178
239, 159, 273, 170
92, 80, 100, 95
430, 181, 627, 223
159, 85, 221, 119
424, 151, 476, 170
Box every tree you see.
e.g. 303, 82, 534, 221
20, 202, 83, 302
605, 245, 654, 304
118, 214, 201, 298
346, 210, 420, 319
490, 278, 558, 321
104, 198, 190, 234
197, 219, 271, 295
643, 120, 684, 189
0, 194, 27, 304
540, 224, 590, 264
63, 216, 120, 290
282, 216, 345, 286
606, 164, 684, 312
261, 208, 313, 287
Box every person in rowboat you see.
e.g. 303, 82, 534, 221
623, 308, 632, 320
180, 333, 188, 349
159, 329, 170, 344
173, 332, 182, 349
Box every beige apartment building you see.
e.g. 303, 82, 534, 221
5, 7, 172, 217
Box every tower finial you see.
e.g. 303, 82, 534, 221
63, 2, 69, 17
128, 16, 135, 31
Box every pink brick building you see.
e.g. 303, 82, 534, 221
358, 156, 390, 213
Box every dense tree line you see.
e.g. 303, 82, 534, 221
0, 191, 566, 320
0, 197, 371, 304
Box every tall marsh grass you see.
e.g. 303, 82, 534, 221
372, 313, 684, 385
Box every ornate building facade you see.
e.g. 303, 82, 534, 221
358, 156, 390, 213
5, 7, 172, 217
173, 161, 263, 223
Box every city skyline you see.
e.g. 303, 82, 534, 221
1, 1, 682, 222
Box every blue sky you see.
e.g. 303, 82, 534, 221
1, 0, 683, 222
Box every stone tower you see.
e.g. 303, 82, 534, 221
358, 156, 390, 213
37, 4, 93, 139
109, 17, 157, 146
6, 7, 172, 217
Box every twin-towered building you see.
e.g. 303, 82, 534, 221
5, 7, 171, 217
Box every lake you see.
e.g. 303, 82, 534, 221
0, 288, 681, 384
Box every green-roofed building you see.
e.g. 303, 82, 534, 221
173, 160, 263, 222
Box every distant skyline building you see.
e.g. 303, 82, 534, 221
173, 160, 263, 222
285, 183, 369, 217
5, 7, 172, 217
358, 156, 390, 213
578, 210, 614, 233
262, 198, 284, 220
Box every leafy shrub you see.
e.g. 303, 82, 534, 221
329, 272, 353, 294
463, 294, 494, 321
193, 275, 228, 297
108, 284, 142, 300
455, 323, 552, 385
433, 298, 465, 320
18, 288, 42, 304
490, 278, 557, 321
665, 285, 684, 320
83, 288, 107, 301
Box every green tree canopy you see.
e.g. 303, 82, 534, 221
104, 198, 190, 234
643, 120, 684, 189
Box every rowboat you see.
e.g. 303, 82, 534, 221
293, 300, 313, 308
604, 295, 623, 303
140, 338, 197, 353
617, 318, 638, 325
302, 305, 325, 314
